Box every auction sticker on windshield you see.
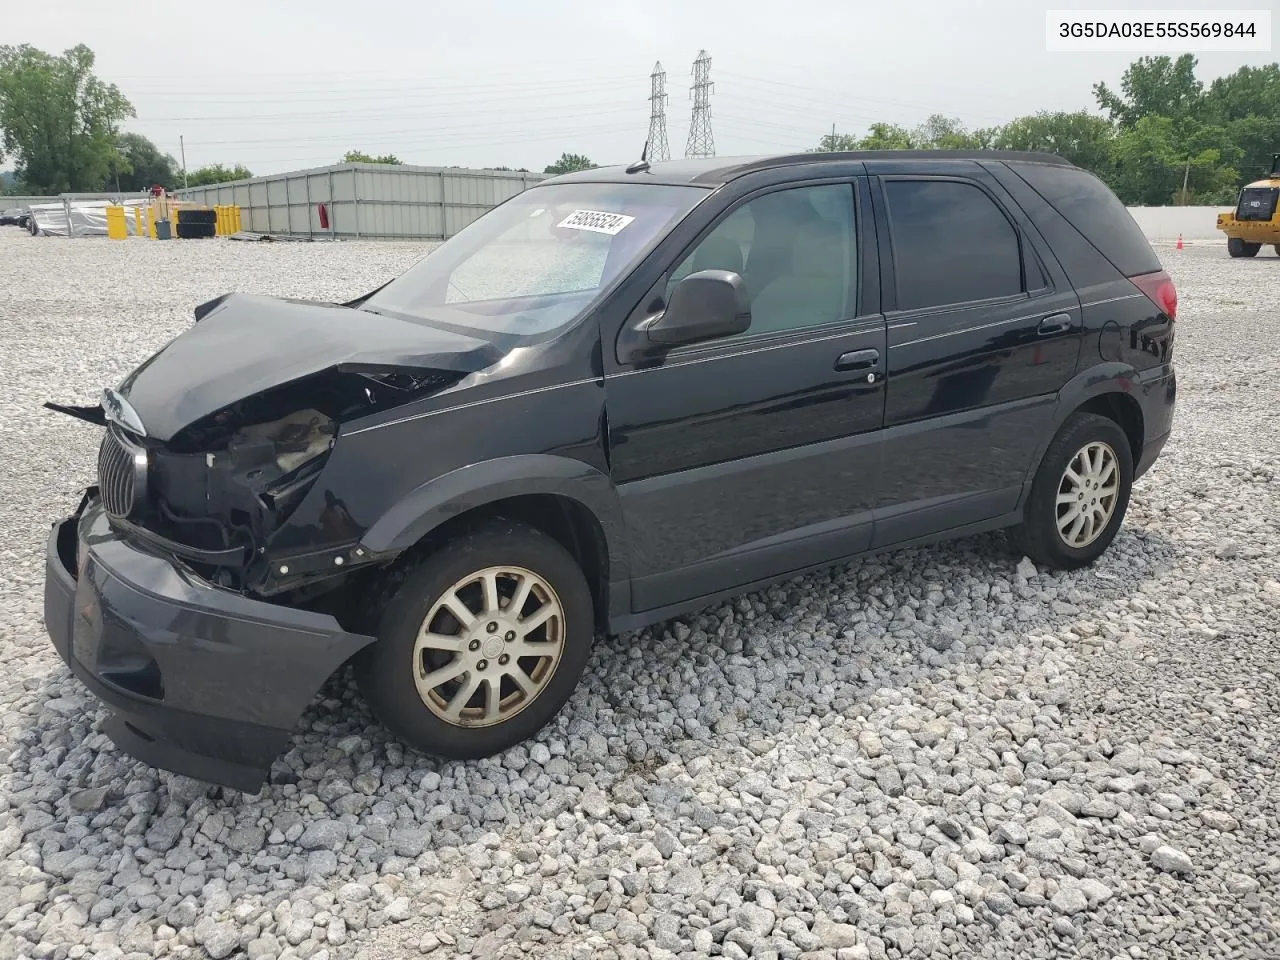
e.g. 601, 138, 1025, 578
557, 209, 636, 235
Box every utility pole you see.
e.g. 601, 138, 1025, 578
1181, 156, 1191, 205
647, 62, 671, 162
685, 50, 715, 159
180, 135, 189, 190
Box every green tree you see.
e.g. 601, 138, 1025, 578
109, 132, 178, 192
855, 122, 915, 150
1204, 64, 1280, 180
912, 114, 990, 149
1108, 115, 1239, 205
993, 111, 1116, 174
0, 43, 135, 193
186, 163, 253, 187
342, 149, 402, 164
813, 132, 862, 152
1094, 54, 1203, 128
543, 152, 596, 175
815, 116, 994, 154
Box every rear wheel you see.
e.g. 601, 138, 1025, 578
1009, 413, 1134, 570
1228, 237, 1261, 257
1274, 244, 1280, 256
355, 519, 595, 760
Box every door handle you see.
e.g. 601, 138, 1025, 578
1038, 313, 1073, 336
835, 348, 880, 371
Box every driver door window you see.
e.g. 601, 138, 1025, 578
666, 183, 857, 339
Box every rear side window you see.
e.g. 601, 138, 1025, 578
1011, 162, 1160, 277
885, 179, 1024, 310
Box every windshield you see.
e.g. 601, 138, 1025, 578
360, 181, 708, 336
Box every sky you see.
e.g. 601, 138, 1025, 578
7, 0, 1278, 176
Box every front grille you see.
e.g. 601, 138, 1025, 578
97, 428, 147, 519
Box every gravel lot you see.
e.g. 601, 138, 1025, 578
1, 230, 1278, 960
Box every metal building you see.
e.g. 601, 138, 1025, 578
174, 162, 548, 240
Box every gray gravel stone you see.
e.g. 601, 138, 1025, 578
299, 821, 348, 851
1201, 810, 1239, 832
1151, 845, 1195, 875
813, 918, 860, 949
1050, 885, 1089, 915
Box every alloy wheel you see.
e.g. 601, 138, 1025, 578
1055, 440, 1120, 548
412, 565, 565, 728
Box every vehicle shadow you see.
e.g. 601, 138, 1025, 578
10, 523, 1178, 952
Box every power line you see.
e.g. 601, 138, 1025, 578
107, 57, 636, 84
141, 99, 640, 125
162, 112, 641, 148
175, 122, 641, 169
685, 49, 715, 159
717, 71, 1014, 124
123, 76, 640, 104
646, 61, 671, 162
725, 54, 1041, 109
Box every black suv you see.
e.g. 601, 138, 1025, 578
44, 151, 1177, 790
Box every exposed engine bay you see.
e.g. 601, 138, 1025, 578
54, 362, 464, 594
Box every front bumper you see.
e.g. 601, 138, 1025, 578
43, 491, 375, 792
1217, 216, 1280, 241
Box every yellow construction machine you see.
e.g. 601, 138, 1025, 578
1217, 153, 1280, 257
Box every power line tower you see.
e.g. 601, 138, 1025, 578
685, 49, 715, 158
646, 61, 671, 162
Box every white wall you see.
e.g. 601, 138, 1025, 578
1125, 206, 1227, 241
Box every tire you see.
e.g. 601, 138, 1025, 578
355, 519, 595, 760
1227, 237, 1261, 257
1274, 244, 1280, 256
1009, 412, 1134, 571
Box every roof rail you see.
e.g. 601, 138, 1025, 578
719, 149, 1072, 179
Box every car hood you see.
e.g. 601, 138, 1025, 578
116, 292, 500, 442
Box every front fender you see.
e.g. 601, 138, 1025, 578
359, 454, 629, 580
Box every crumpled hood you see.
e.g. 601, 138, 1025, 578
116, 292, 499, 441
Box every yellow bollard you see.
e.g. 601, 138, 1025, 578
105, 205, 127, 240
146, 206, 156, 239
133, 206, 143, 237
232, 205, 242, 233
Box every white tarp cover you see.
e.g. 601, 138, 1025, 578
28, 198, 151, 237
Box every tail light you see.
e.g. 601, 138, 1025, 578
1130, 270, 1177, 320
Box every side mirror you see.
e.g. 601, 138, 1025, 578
646, 269, 751, 347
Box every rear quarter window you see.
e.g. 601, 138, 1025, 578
1010, 162, 1160, 277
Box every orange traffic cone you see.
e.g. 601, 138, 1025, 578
1176, 234, 1183, 250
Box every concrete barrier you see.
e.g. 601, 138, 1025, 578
1125, 206, 1227, 241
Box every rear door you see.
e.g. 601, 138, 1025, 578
866, 160, 1082, 545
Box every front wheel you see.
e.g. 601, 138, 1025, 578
355, 519, 595, 760
1009, 413, 1134, 570
1227, 237, 1261, 257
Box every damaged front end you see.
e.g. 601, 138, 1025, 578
81, 363, 461, 597
49, 289, 497, 603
